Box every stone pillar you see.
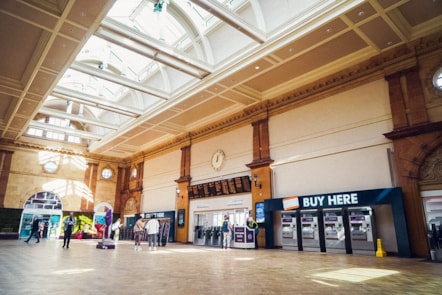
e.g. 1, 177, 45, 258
0, 150, 13, 208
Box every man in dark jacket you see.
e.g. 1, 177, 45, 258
24, 215, 40, 243
63, 212, 76, 248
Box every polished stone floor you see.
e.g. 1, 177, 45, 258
0, 239, 441, 295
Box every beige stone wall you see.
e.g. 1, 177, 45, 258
5, 149, 117, 212
95, 162, 118, 210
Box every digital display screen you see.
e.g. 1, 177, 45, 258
256, 202, 265, 223
350, 216, 365, 222
178, 209, 185, 227
302, 217, 314, 222
324, 216, 338, 222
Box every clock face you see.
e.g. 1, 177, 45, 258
211, 149, 225, 171
43, 161, 58, 173
101, 168, 113, 180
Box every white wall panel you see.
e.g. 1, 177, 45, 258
191, 125, 253, 183
270, 79, 394, 197
142, 149, 181, 212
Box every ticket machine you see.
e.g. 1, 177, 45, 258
348, 207, 376, 255
281, 211, 298, 250
323, 208, 346, 253
300, 210, 320, 252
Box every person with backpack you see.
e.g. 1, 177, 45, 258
221, 215, 232, 249
133, 215, 145, 251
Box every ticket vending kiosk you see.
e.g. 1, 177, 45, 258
323, 208, 346, 254
281, 211, 298, 250
348, 207, 376, 255
300, 210, 320, 252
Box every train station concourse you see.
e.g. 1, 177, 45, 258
1, 239, 442, 295
1, 1, 442, 293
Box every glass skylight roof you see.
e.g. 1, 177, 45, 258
107, 0, 187, 45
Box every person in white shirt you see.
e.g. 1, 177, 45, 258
145, 215, 160, 250
112, 218, 122, 242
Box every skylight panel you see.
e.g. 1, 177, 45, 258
107, 0, 187, 46
77, 36, 153, 81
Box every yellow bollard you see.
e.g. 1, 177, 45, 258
376, 238, 387, 257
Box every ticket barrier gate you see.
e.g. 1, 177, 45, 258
212, 226, 222, 247
323, 209, 346, 254
282, 211, 298, 250
348, 207, 376, 255
300, 210, 320, 252
205, 227, 214, 246
193, 226, 206, 246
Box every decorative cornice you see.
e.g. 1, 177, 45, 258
175, 176, 192, 183
383, 122, 442, 140
246, 158, 274, 169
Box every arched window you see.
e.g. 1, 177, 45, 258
433, 67, 442, 91
24, 191, 62, 210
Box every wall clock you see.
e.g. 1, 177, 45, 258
211, 149, 225, 171
101, 167, 113, 180
43, 161, 58, 173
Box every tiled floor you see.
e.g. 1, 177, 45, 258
0, 239, 441, 295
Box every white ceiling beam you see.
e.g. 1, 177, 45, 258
52, 86, 143, 118
189, 0, 265, 43
70, 61, 170, 100
38, 107, 119, 130
97, 18, 212, 79
28, 121, 104, 141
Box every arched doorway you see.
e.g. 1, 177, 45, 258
419, 146, 442, 260
19, 192, 63, 240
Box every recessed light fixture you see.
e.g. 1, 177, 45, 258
255, 66, 260, 70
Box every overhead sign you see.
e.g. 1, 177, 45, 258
281, 188, 398, 210
302, 193, 359, 208
282, 196, 300, 210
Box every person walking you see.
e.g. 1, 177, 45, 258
24, 215, 40, 244
221, 215, 232, 249
247, 217, 259, 249
63, 212, 76, 248
145, 215, 159, 251
112, 218, 122, 243
133, 215, 145, 251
